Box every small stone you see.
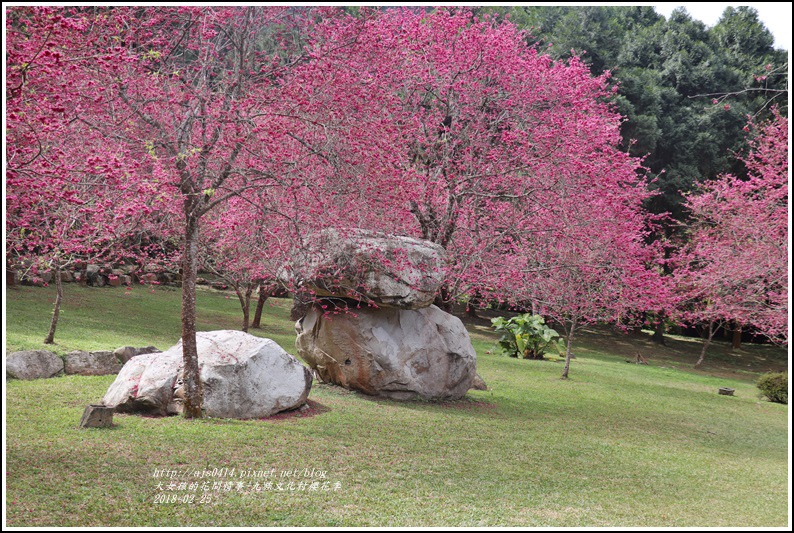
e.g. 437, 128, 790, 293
472, 373, 488, 391
79, 404, 114, 428
167, 399, 184, 415
113, 346, 161, 364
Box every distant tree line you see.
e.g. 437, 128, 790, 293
477, 5, 787, 220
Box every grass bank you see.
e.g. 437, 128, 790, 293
4, 285, 789, 526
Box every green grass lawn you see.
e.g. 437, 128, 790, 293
4, 284, 789, 526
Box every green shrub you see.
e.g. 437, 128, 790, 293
491, 313, 565, 360
757, 372, 788, 404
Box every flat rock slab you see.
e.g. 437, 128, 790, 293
6, 350, 64, 380
296, 305, 478, 400
285, 229, 447, 310
65, 350, 122, 376
103, 330, 312, 419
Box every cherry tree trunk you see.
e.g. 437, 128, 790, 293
181, 212, 203, 419
251, 282, 268, 329
465, 293, 481, 318
44, 264, 63, 344
561, 317, 577, 379
434, 285, 454, 313
695, 321, 718, 368
651, 311, 666, 345
731, 322, 742, 350
235, 283, 254, 333
652, 321, 666, 345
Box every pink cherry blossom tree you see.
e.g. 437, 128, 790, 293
8, 6, 310, 417
199, 192, 307, 332
672, 109, 788, 367
295, 8, 670, 380
6, 7, 167, 344
175, 7, 673, 384
8, 6, 416, 417
514, 149, 670, 378
297, 8, 665, 318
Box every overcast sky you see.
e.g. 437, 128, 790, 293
653, 2, 791, 50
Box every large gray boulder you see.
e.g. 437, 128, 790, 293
64, 350, 122, 376
102, 330, 312, 419
103, 352, 161, 411
284, 229, 447, 310
6, 350, 64, 380
296, 305, 477, 400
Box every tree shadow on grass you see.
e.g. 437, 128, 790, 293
108, 399, 332, 425
259, 399, 331, 422
361, 392, 502, 420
